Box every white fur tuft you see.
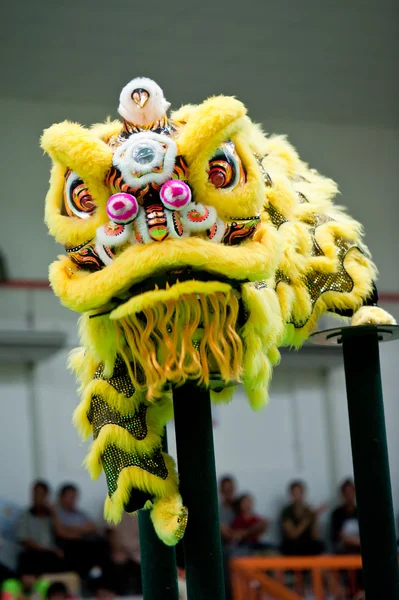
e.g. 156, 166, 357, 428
118, 77, 170, 126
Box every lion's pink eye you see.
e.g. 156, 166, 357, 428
160, 180, 191, 210
106, 193, 139, 224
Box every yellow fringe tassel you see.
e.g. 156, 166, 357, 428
113, 291, 243, 400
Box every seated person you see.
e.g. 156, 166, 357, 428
87, 576, 116, 600
1, 566, 49, 600
103, 513, 142, 595
55, 485, 107, 578
280, 480, 326, 556
0, 564, 15, 588
218, 475, 239, 600
17, 481, 65, 576
218, 476, 240, 546
46, 582, 69, 600
231, 494, 269, 550
330, 479, 360, 553
0, 498, 22, 579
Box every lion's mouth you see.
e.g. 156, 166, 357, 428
91, 268, 248, 320
53, 234, 275, 314
124, 267, 247, 298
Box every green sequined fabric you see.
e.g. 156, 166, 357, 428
274, 212, 356, 329
94, 355, 135, 397
87, 395, 148, 441
102, 445, 168, 496
264, 203, 287, 228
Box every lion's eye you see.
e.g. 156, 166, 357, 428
209, 159, 233, 188
208, 142, 245, 190
63, 169, 96, 219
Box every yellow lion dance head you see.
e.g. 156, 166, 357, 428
42, 77, 393, 544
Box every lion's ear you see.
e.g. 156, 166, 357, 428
177, 96, 246, 165
42, 121, 111, 246
41, 121, 113, 182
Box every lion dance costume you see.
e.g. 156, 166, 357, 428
42, 77, 394, 546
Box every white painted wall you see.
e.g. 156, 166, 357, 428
0, 364, 35, 504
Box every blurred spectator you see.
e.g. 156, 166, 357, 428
46, 582, 68, 600
56, 485, 96, 537
0, 565, 14, 589
218, 475, 239, 600
17, 481, 66, 576
280, 480, 326, 556
0, 499, 21, 579
330, 479, 360, 553
88, 576, 116, 600
231, 494, 269, 550
218, 475, 240, 545
1, 565, 49, 600
104, 513, 142, 595
55, 484, 107, 578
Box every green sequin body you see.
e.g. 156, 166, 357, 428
103, 444, 168, 496
87, 395, 148, 440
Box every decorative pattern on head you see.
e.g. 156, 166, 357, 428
42, 75, 394, 545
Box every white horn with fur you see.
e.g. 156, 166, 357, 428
118, 77, 170, 127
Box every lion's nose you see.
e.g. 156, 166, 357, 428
131, 143, 157, 165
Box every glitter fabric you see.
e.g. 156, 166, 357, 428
250, 280, 268, 290
87, 395, 148, 441
103, 445, 168, 497
296, 191, 309, 203
273, 211, 356, 328
175, 506, 189, 541
253, 153, 273, 187
275, 270, 291, 286
264, 203, 287, 228
94, 355, 135, 397
303, 214, 355, 305
303, 238, 354, 306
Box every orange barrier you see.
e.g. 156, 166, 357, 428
231, 555, 365, 600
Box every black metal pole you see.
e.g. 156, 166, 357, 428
173, 382, 225, 600
138, 432, 179, 600
342, 329, 399, 599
